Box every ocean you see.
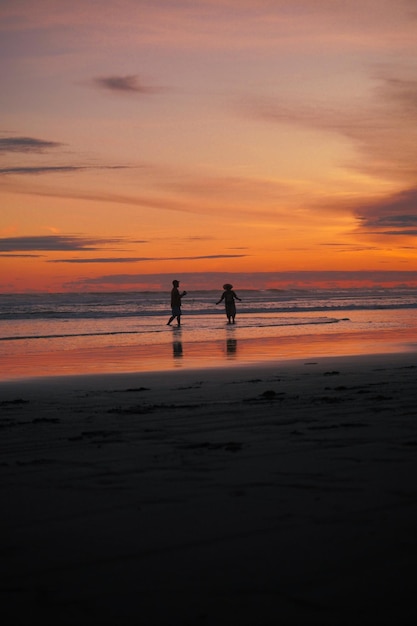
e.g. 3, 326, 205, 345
1, 288, 417, 379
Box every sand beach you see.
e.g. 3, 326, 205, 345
2, 351, 417, 625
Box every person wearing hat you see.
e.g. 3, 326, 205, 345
167, 279, 187, 326
216, 283, 241, 324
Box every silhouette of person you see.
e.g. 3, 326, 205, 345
167, 279, 187, 326
216, 283, 241, 324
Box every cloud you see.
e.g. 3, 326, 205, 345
0, 253, 43, 258
353, 188, 417, 236
48, 257, 154, 264
1, 0, 412, 54
0, 165, 134, 176
0, 135, 137, 178
0, 166, 88, 175
48, 254, 248, 263
0, 235, 140, 252
246, 72, 417, 184
244, 70, 417, 243
66, 270, 417, 291
2, 170, 296, 220
377, 76, 417, 114
0, 136, 63, 153
92, 75, 159, 94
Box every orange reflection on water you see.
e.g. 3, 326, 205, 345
1, 326, 417, 381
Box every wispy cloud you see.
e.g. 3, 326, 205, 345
92, 75, 159, 94
0, 134, 137, 177
353, 188, 417, 237
0, 253, 43, 258
0, 173, 292, 221
0, 136, 63, 153
1, 1, 412, 53
376, 75, 417, 113
0, 165, 134, 176
49, 257, 154, 264
66, 270, 417, 291
48, 254, 248, 264
0, 166, 89, 176
247, 72, 417, 184
0, 235, 143, 252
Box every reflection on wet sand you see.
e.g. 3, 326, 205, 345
3, 325, 417, 381
226, 338, 237, 358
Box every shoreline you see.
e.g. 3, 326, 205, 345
2, 350, 417, 624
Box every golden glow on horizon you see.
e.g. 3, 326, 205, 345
1, 0, 417, 292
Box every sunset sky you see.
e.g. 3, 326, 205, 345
2, 0, 417, 292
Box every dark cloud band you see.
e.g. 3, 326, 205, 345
0, 165, 134, 176
0, 136, 63, 153
92, 75, 157, 94
0, 235, 139, 252
48, 254, 248, 263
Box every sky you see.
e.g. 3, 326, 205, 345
2, 0, 417, 292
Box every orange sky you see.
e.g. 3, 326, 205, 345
1, 0, 417, 292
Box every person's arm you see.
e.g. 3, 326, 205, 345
216, 292, 225, 305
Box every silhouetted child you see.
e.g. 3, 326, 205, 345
216, 283, 241, 324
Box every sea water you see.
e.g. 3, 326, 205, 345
1, 288, 417, 379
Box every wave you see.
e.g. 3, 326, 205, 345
1, 302, 417, 321
0, 316, 342, 342
0, 330, 159, 342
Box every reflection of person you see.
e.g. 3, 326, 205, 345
173, 337, 183, 358
226, 338, 237, 357
216, 283, 242, 324
167, 280, 187, 326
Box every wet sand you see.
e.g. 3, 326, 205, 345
1, 353, 417, 624
3, 322, 417, 381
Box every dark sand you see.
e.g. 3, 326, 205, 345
1, 353, 417, 625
